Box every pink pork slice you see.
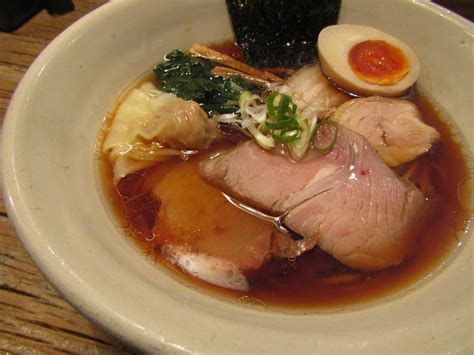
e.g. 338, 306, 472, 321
199, 125, 425, 271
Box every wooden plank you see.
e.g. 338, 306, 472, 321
0, 216, 128, 352
0, 1, 132, 352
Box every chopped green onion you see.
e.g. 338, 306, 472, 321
238, 90, 253, 110
277, 94, 291, 119
314, 120, 339, 153
258, 123, 270, 134
248, 125, 275, 149
273, 130, 300, 143
265, 92, 301, 144
266, 92, 279, 118
265, 117, 298, 130
225, 90, 337, 159
288, 116, 311, 160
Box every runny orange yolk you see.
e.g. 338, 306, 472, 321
348, 40, 410, 85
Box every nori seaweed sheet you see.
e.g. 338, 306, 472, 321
225, 0, 341, 68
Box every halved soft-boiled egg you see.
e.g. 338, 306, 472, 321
318, 24, 420, 97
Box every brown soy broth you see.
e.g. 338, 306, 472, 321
98, 43, 471, 309
242, 91, 471, 308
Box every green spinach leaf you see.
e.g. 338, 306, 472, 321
154, 50, 257, 114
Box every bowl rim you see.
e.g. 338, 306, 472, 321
2, 0, 473, 352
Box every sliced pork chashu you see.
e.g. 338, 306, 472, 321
276, 64, 351, 119
332, 96, 440, 167
200, 125, 425, 271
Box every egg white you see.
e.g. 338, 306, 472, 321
318, 24, 420, 97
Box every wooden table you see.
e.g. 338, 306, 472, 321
0, 1, 471, 352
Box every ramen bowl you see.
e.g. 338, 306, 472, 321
2, 0, 473, 352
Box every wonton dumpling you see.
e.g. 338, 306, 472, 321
103, 82, 219, 182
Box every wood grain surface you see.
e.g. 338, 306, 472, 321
0, 1, 131, 352
0, 1, 471, 353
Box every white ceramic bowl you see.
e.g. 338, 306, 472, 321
3, 0, 473, 353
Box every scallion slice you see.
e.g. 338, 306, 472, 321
314, 120, 339, 153
227, 91, 338, 158
265, 92, 301, 144
247, 125, 275, 149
